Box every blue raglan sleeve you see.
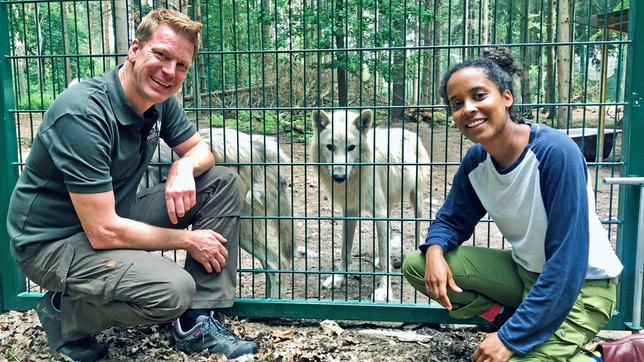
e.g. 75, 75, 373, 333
419, 149, 487, 253
497, 131, 590, 355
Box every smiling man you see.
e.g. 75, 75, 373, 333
7, 9, 257, 361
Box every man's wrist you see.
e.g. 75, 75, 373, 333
175, 157, 197, 175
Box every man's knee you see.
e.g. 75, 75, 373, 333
137, 268, 196, 322
162, 270, 196, 316
196, 166, 243, 217
219, 167, 242, 199
200, 166, 242, 193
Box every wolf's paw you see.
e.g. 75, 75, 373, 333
322, 275, 346, 289
373, 286, 393, 302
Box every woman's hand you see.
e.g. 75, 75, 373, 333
472, 332, 514, 362
424, 245, 462, 310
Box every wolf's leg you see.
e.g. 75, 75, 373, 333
412, 187, 427, 246
239, 219, 281, 298
373, 205, 394, 302
323, 210, 358, 290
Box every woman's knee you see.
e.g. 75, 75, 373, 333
402, 250, 425, 282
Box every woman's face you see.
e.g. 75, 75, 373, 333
446, 67, 514, 145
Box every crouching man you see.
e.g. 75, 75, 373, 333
6, 9, 257, 361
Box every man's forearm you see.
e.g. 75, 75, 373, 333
179, 140, 214, 178
89, 215, 192, 251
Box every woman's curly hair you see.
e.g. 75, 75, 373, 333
439, 47, 522, 122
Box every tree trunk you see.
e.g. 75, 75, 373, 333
262, 0, 273, 47
335, 0, 347, 106
544, 0, 555, 119
555, 0, 571, 128
259, 0, 274, 107
419, 0, 433, 105
15, 37, 26, 98
434, 0, 443, 104
114, 0, 129, 64
420, 0, 436, 104
482, 0, 489, 45
62, 3, 72, 84
35, 6, 45, 78
103, 2, 112, 70
468, 0, 476, 58
391, 10, 406, 120
193, 0, 206, 98
519, 0, 532, 117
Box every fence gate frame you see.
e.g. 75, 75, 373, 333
1, 0, 643, 330
613, 0, 644, 331
1, 1, 22, 313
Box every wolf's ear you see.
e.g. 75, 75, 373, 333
311, 110, 331, 130
353, 110, 373, 131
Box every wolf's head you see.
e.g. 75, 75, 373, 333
311, 109, 372, 183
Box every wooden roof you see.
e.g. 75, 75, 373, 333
590, 9, 629, 34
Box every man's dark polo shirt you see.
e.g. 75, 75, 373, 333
7, 66, 195, 262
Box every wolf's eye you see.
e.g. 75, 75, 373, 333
347, 145, 355, 151
326, 144, 335, 151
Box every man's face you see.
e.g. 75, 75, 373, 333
128, 24, 194, 108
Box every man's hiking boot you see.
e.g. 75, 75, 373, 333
172, 312, 258, 358
35, 291, 108, 361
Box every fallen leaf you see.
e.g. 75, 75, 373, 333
320, 320, 344, 336
271, 329, 295, 340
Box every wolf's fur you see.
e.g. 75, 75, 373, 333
140, 128, 294, 297
310, 110, 430, 301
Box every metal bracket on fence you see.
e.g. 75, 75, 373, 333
603, 177, 644, 330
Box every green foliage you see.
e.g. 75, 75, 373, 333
211, 111, 312, 142
16, 92, 54, 110
211, 111, 280, 135
5, 0, 631, 118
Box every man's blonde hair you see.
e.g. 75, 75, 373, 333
135, 9, 202, 57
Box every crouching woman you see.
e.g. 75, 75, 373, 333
403, 48, 623, 362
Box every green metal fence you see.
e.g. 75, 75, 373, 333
1, 0, 642, 330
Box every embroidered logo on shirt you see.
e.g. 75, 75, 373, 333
147, 120, 161, 143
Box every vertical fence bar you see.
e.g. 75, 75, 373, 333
616, 1, 644, 331
0, 1, 21, 312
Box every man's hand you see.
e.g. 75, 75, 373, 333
186, 229, 229, 273
424, 245, 462, 310
472, 332, 514, 362
165, 158, 197, 224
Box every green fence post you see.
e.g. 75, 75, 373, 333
615, 2, 644, 331
0, 1, 22, 312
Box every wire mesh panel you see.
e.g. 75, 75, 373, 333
0, 0, 637, 327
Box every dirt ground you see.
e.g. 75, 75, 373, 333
2, 109, 627, 361
0, 309, 632, 361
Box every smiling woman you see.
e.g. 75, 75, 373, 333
402, 48, 623, 362
444, 67, 525, 168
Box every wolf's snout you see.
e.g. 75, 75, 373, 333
332, 174, 347, 183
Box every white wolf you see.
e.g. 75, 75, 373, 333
140, 128, 294, 298
310, 110, 430, 302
